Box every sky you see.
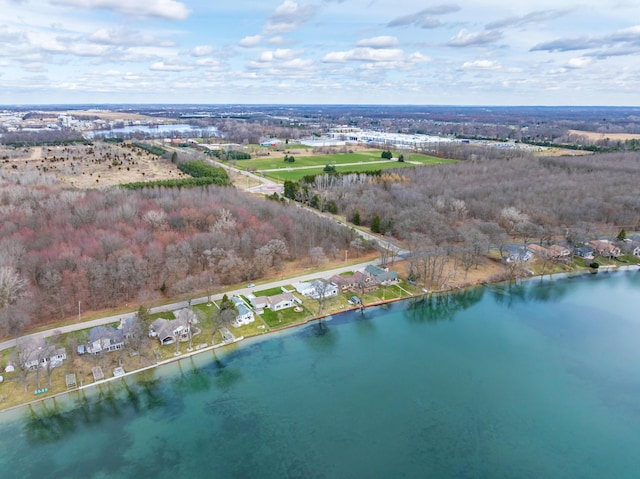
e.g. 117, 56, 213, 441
1, 0, 640, 105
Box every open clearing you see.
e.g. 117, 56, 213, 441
568, 129, 640, 142
0, 141, 186, 189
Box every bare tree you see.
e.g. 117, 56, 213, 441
16, 339, 38, 392
310, 246, 326, 267
313, 280, 333, 315
0, 266, 28, 308
0, 298, 32, 343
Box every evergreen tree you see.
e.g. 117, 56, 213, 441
352, 211, 361, 226
371, 215, 381, 233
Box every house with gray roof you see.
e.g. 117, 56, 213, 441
231, 296, 254, 327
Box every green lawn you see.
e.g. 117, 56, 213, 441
252, 285, 292, 297
235, 150, 452, 172
260, 305, 312, 328
265, 162, 415, 182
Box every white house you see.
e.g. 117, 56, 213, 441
24, 344, 67, 370
295, 282, 317, 296
232, 296, 255, 327
267, 292, 300, 311
295, 280, 339, 299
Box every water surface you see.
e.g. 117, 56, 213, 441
1, 271, 639, 478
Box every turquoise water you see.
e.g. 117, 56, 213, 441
1, 271, 639, 478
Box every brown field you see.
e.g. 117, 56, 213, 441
568, 129, 640, 142
1, 142, 189, 189
537, 147, 593, 157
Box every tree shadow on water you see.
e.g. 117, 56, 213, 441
405, 288, 484, 323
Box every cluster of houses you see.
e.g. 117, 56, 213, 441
506, 238, 640, 263
11, 264, 401, 374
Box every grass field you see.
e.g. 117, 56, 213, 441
250, 152, 455, 181
236, 150, 452, 172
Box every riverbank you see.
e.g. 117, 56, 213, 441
1, 258, 637, 413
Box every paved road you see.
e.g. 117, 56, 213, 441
0, 257, 382, 352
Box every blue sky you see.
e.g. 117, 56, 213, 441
1, 0, 639, 105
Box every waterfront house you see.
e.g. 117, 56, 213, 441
231, 296, 254, 327
548, 245, 571, 260
250, 295, 268, 313
25, 348, 67, 369
527, 243, 550, 258
24, 342, 67, 370
329, 274, 355, 292
620, 240, 640, 257
351, 270, 377, 292
87, 326, 124, 354
589, 240, 621, 258
364, 264, 398, 285
267, 292, 300, 311
149, 310, 194, 346
573, 245, 594, 259
295, 282, 317, 296
295, 280, 338, 299
504, 245, 532, 263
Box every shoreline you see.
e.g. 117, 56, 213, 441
2, 264, 638, 415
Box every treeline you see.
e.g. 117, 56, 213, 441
133, 142, 167, 156
177, 160, 229, 185
519, 138, 640, 152
0, 185, 357, 329
0, 129, 88, 146
120, 177, 223, 190
205, 149, 251, 160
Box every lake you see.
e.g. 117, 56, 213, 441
1, 271, 639, 478
84, 124, 220, 139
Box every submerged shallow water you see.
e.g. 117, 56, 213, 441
1, 271, 639, 478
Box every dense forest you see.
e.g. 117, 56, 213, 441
0, 185, 356, 331
295, 151, 640, 245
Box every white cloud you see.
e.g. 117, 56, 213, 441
150, 61, 193, 72
239, 35, 263, 48
447, 29, 502, 47
264, 0, 316, 34
268, 36, 287, 45
195, 58, 224, 70
41, 37, 109, 56
461, 60, 501, 70
356, 36, 400, 49
322, 48, 405, 63
256, 48, 301, 62
407, 52, 431, 63
191, 45, 214, 57
566, 57, 593, 69
89, 27, 174, 47
51, 0, 190, 20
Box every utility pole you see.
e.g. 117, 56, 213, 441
78, 301, 81, 322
